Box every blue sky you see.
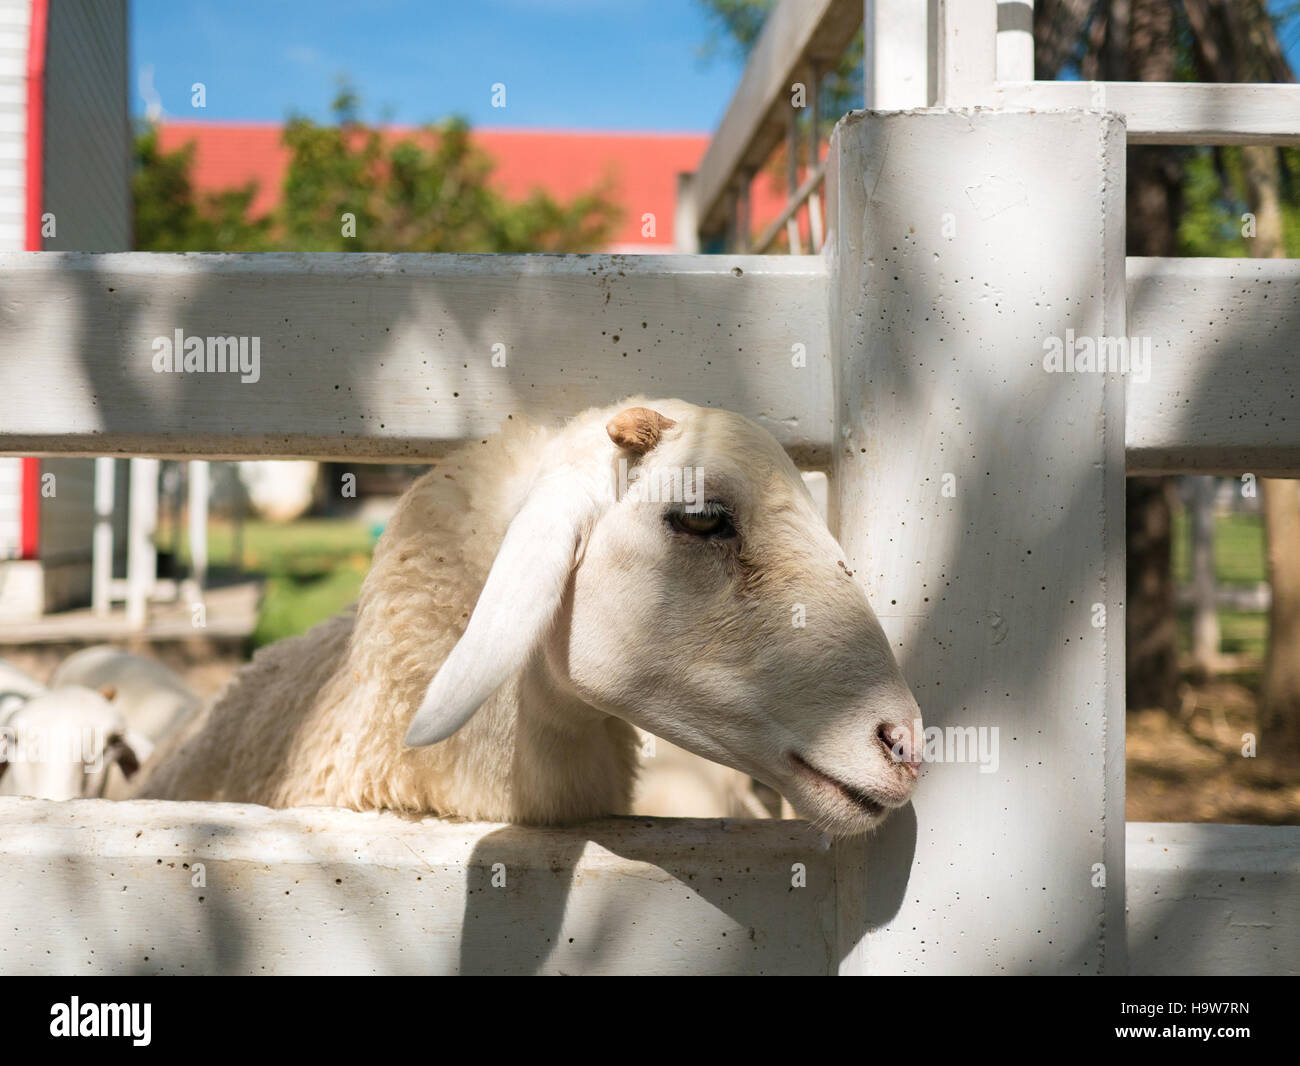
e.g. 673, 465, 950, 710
130, 0, 747, 132
132, 1, 1300, 132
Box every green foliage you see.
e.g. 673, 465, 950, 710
280, 92, 620, 253
133, 89, 620, 254
132, 126, 273, 251
696, 0, 775, 56
182, 517, 376, 646
695, 0, 863, 129
1178, 145, 1300, 256
1172, 508, 1267, 585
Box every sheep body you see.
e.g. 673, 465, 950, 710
138, 398, 923, 833
51, 646, 201, 749
0, 657, 45, 719
139, 407, 639, 821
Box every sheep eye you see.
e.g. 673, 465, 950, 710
668, 505, 736, 539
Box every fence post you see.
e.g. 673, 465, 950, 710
126, 457, 159, 632
827, 109, 1127, 973
185, 459, 210, 608
92, 456, 116, 616
864, 0, 932, 108
996, 0, 1035, 82
938, 0, 998, 105
674, 173, 699, 254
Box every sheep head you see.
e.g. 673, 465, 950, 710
0, 685, 150, 801
405, 399, 922, 836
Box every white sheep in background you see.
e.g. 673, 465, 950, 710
51, 646, 202, 750
0, 685, 149, 800
632, 736, 773, 819
0, 657, 46, 719
137, 399, 923, 835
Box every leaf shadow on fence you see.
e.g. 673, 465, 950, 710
457, 818, 847, 975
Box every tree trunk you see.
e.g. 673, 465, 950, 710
1188, 0, 1300, 755
1124, 0, 1182, 711
1189, 476, 1220, 679
1241, 141, 1300, 754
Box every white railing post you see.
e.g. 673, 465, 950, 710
185, 459, 210, 608
674, 173, 699, 254
996, 0, 1035, 82
938, 0, 998, 105
864, 0, 932, 108
827, 108, 1127, 973
91, 456, 116, 616
735, 171, 753, 253
126, 457, 159, 632
785, 108, 802, 255
807, 62, 825, 252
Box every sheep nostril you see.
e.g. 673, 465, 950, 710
877, 723, 921, 777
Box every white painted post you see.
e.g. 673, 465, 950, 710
996, 0, 1035, 82
938, 0, 998, 105
674, 173, 700, 254
126, 457, 159, 632
1190, 476, 1220, 676
786, 110, 803, 255
828, 110, 1127, 973
736, 171, 753, 253
807, 62, 825, 253
91, 457, 115, 616
186, 459, 210, 607
864, 0, 932, 108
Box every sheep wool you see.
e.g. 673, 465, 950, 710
136, 404, 641, 822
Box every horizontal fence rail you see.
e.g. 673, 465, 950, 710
0, 252, 834, 467
1127, 257, 1300, 476
1127, 822, 1300, 976
991, 82, 1300, 146
0, 797, 842, 976
2, 252, 1298, 477
690, 0, 860, 239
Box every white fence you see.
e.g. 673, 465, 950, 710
1, 0, 1298, 974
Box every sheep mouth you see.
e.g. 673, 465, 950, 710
788, 752, 886, 817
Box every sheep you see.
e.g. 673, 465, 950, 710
50, 646, 202, 750
136, 399, 923, 835
632, 736, 773, 819
0, 685, 149, 801
0, 656, 46, 719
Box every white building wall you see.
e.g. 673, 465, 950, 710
0, 0, 27, 253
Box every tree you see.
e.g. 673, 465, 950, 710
1181, 0, 1300, 756
279, 91, 621, 254
132, 126, 273, 251
1037, 0, 1300, 741
1036, 0, 1186, 713
133, 90, 620, 255
697, 0, 862, 121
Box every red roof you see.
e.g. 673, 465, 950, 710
156, 122, 794, 250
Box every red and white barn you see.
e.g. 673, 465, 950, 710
0, 0, 131, 620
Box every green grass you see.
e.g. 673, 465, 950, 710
252, 566, 369, 647
1171, 509, 1266, 585
1171, 508, 1269, 663
1176, 607, 1269, 660
175, 517, 378, 647
181, 506, 1270, 656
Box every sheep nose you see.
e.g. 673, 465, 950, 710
876, 720, 922, 778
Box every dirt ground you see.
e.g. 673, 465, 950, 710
1127, 676, 1300, 825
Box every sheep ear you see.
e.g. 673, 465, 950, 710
404, 476, 595, 748
606, 407, 676, 454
